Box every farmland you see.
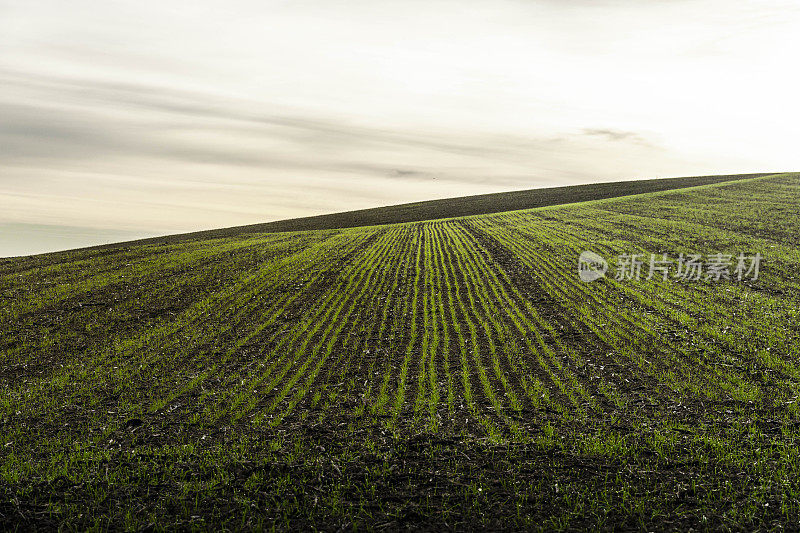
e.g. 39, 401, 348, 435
1, 172, 799, 530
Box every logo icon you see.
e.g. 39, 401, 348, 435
578, 251, 607, 282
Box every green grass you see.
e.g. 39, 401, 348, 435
0, 172, 799, 530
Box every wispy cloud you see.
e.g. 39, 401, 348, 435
0, 69, 674, 184
581, 128, 652, 145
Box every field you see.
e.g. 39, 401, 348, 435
1, 172, 799, 530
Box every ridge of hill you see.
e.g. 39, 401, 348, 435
82, 172, 774, 251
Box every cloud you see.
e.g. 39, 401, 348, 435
0, 69, 611, 181
8, 70, 637, 163
581, 128, 652, 145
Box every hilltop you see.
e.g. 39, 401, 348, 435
77, 172, 772, 252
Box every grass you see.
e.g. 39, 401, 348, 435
0, 172, 799, 530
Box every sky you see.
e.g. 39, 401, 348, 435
1, 0, 798, 256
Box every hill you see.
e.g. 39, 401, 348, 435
81, 172, 770, 251
1, 172, 799, 530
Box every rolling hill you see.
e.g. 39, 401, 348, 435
1, 172, 799, 531
72, 172, 770, 252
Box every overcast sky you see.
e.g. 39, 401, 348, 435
1, 0, 798, 256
